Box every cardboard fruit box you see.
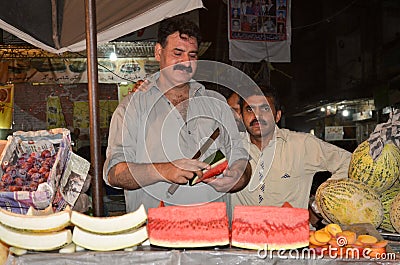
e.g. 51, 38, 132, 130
0, 128, 90, 214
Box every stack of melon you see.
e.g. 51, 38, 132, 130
0, 204, 149, 254
71, 204, 148, 251
0, 207, 72, 252
316, 140, 400, 230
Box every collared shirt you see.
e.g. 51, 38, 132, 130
231, 126, 351, 210
104, 78, 248, 212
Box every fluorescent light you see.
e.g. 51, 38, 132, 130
109, 52, 117, 61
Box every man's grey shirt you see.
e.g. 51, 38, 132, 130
103, 79, 248, 212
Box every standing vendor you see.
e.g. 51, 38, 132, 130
103, 17, 251, 212
231, 85, 351, 210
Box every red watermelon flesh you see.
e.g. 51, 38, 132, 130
147, 202, 229, 248
231, 205, 309, 250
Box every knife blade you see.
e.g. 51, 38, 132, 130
167, 127, 220, 196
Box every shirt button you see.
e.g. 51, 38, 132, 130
188, 131, 191, 134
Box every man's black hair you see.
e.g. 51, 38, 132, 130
238, 84, 281, 112
158, 17, 202, 47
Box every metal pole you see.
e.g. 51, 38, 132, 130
84, 0, 104, 216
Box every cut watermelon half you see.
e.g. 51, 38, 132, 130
231, 205, 309, 250
189, 150, 228, 186
147, 202, 229, 248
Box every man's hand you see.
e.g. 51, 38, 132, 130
202, 159, 251, 192
130, 79, 150, 93
155, 158, 210, 184
108, 158, 210, 190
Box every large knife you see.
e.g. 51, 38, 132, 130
167, 127, 220, 196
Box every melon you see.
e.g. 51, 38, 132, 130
71, 204, 147, 234
0, 223, 72, 251
189, 150, 228, 185
349, 140, 400, 194
379, 186, 400, 232
315, 178, 383, 228
72, 226, 148, 251
147, 202, 229, 248
0, 207, 70, 232
390, 193, 400, 233
231, 205, 309, 250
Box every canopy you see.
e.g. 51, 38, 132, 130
0, 0, 204, 53
0, 0, 204, 216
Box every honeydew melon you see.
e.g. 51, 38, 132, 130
0, 207, 70, 232
0, 223, 72, 251
70, 204, 147, 234
72, 226, 148, 251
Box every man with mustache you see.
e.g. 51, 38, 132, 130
230, 85, 351, 212
104, 17, 251, 213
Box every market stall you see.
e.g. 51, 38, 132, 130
5, 247, 400, 265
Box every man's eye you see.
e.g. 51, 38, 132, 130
189, 53, 198, 59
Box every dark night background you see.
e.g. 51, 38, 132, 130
198, 0, 400, 136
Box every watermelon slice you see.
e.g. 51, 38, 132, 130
281, 202, 293, 208
189, 150, 228, 186
231, 205, 309, 250
147, 202, 229, 248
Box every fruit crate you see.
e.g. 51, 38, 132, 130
0, 128, 90, 214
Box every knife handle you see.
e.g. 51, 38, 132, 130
167, 183, 179, 195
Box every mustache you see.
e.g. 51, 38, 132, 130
173, 64, 193, 73
250, 119, 267, 126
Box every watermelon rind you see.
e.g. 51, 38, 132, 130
188, 150, 225, 186
150, 238, 230, 248
231, 241, 309, 251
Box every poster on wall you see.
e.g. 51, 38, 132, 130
73, 100, 118, 129
46, 96, 66, 129
228, 0, 291, 62
325, 126, 344, 141
0, 84, 14, 129
0, 58, 160, 85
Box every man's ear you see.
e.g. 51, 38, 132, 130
154, 43, 162, 61
275, 110, 282, 123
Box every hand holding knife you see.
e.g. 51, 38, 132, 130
166, 127, 220, 196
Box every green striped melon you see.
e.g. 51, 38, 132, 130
390, 193, 400, 233
379, 186, 400, 232
315, 178, 383, 228
349, 140, 400, 195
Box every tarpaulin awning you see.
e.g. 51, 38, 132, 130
0, 0, 204, 53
